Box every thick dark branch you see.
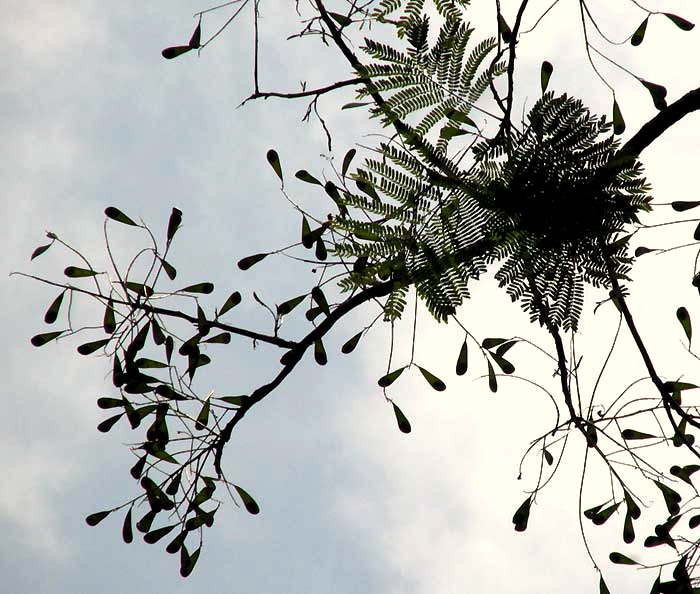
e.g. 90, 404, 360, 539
213, 278, 394, 475
618, 86, 700, 159
499, 0, 531, 134
239, 78, 363, 107
313, 0, 466, 184
606, 274, 700, 462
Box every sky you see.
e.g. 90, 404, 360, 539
3, 1, 700, 593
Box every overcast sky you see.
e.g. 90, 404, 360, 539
4, 1, 700, 593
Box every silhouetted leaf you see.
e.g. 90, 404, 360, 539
202, 332, 231, 345
218, 395, 247, 406
179, 282, 214, 294
583, 504, 603, 520
623, 510, 635, 543
496, 341, 516, 357
188, 21, 201, 48
641, 80, 667, 110
195, 400, 210, 431
341, 102, 371, 110
31, 242, 53, 260
356, 179, 380, 202
238, 253, 267, 270
160, 258, 176, 280
314, 339, 327, 365
392, 402, 411, 433
672, 201, 700, 211
634, 246, 655, 257
689, 514, 700, 529
631, 17, 648, 46
105, 207, 137, 226
491, 353, 515, 374
613, 98, 625, 135
234, 485, 260, 514
166, 207, 182, 245
180, 545, 201, 577
624, 490, 641, 520
43, 291, 65, 324
664, 13, 695, 31
103, 300, 116, 334
315, 237, 327, 261
498, 13, 512, 43
77, 338, 110, 355
187, 353, 210, 381
311, 286, 331, 316
672, 417, 695, 447
621, 429, 657, 440
142, 443, 178, 464
487, 360, 497, 392
122, 508, 133, 543
328, 11, 352, 26
600, 576, 611, 594
609, 552, 638, 565
295, 170, 322, 185
456, 340, 468, 375
444, 109, 475, 128
378, 367, 405, 388
124, 282, 154, 297
85, 510, 111, 526
512, 496, 531, 531
136, 510, 157, 533
130, 455, 147, 480
112, 354, 125, 387
144, 525, 176, 544
670, 464, 700, 485
439, 126, 467, 140
162, 45, 192, 59
219, 291, 242, 316
543, 449, 553, 465
165, 336, 174, 363
64, 266, 98, 278
141, 477, 175, 511
97, 397, 123, 409
166, 531, 186, 555
418, 366, 446, 391
301, 216, 313, 248
654, 481, 682, 515
279, 350, 301, 366
644, 536, 668, 549
266, 149, 283, 182
342, 148, 356, 177
324, 181, 348, 216
31, 331, 65, 346
341, 331, 362, 354
482, 337, 508, 349
165, 473, 182, 497
591, 501, 621, 525
677, 307, 692, 344
540, 60, 553, 93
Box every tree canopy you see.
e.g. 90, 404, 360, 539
13, 0, 700, 591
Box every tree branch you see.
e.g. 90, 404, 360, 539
618, 86, 700, 159
213, 278, 394, 475
498, 0, 531, 136
239, 78, 363, 107
12, 272, 297, 350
